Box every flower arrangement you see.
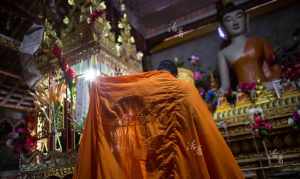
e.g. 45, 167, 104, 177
239, 82, 256, 92
88, 10, 105, 24
187, 55, 219, 111
248, 108, 272, 138
288, 106, 300, 128
52, 43, 76, 80
52, 43, 77, 101
248, 107, 273, 165
188, 55, 210, 89
189, 55, 200, 66
6, 114, 37, 154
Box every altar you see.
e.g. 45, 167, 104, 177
214, 89, 300, 178
1, 0, 300, 178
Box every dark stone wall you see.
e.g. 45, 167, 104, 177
146, 3, 300, 71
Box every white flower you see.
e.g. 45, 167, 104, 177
6, 139, 14, 148
288, 117, 295, 126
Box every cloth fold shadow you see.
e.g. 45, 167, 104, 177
73, 71, 244, 179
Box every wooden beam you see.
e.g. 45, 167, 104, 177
150, 0, 300, 53
0, 34, 20, 51
0, 70, 22, 80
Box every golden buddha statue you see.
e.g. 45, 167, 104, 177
217, 1, 281, 94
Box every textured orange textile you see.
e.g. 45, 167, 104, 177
231, 37, 281, 84
73, 71, 244, 179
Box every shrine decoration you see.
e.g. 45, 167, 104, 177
6, 113, 37, 154
288, 105, 300, 129
248, 107, 272, 166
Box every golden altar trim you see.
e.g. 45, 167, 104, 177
214, 89, 300, 177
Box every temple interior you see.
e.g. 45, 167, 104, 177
0, 0, 300, 178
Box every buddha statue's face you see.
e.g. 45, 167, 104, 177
222, 9, 246, 37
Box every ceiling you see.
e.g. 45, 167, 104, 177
0, 0, 298, 74
124, 0, 218, 38
112, 0, 250, 38
110, 0, 288, 52
0, 0, 70, 75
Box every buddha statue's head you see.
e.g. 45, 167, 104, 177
217, 2, 247, 38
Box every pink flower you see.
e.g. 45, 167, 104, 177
66, 67, 76, 79
189, 55, 200, 65
89, 10, 104, 24
52, 44, 62, 58
24, 136, 37, 152
193, 71, 203, 81
254, 116, 262, 124
251, 123, 260, 129
62, 63, 76, 80
16, 128, 27, 134
264, 122, 272, 130
239, 82, 256, 92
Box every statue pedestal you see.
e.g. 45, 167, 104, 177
213, 88, 300, 178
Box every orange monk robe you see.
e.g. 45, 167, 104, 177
73, 71, 244, 179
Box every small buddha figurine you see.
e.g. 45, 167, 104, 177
236, 88, 251, 106
177, 67, 195, 85
217, 0, 281, 95
212, 72, 231, 111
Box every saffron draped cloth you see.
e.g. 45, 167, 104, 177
73, 71, 244, 179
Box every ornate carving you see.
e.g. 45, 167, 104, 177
214, 89, 300, 174
20, 151, 76, 178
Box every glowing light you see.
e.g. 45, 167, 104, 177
218, 26, 226, 39
84, 69, 97, 81
120, 4, 126, 11
136, 51, 144, 61
100, 2, 107, 10
68, 0, 75, 6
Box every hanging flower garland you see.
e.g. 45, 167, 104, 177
52, 43, 76, 84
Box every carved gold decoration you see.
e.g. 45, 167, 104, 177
60, 2, 142, 74
216, 96, 232, 112
214, 87, 300, 175
235, 91, 252, 107
20, 151, 76, 178
214, 89, 300, 123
